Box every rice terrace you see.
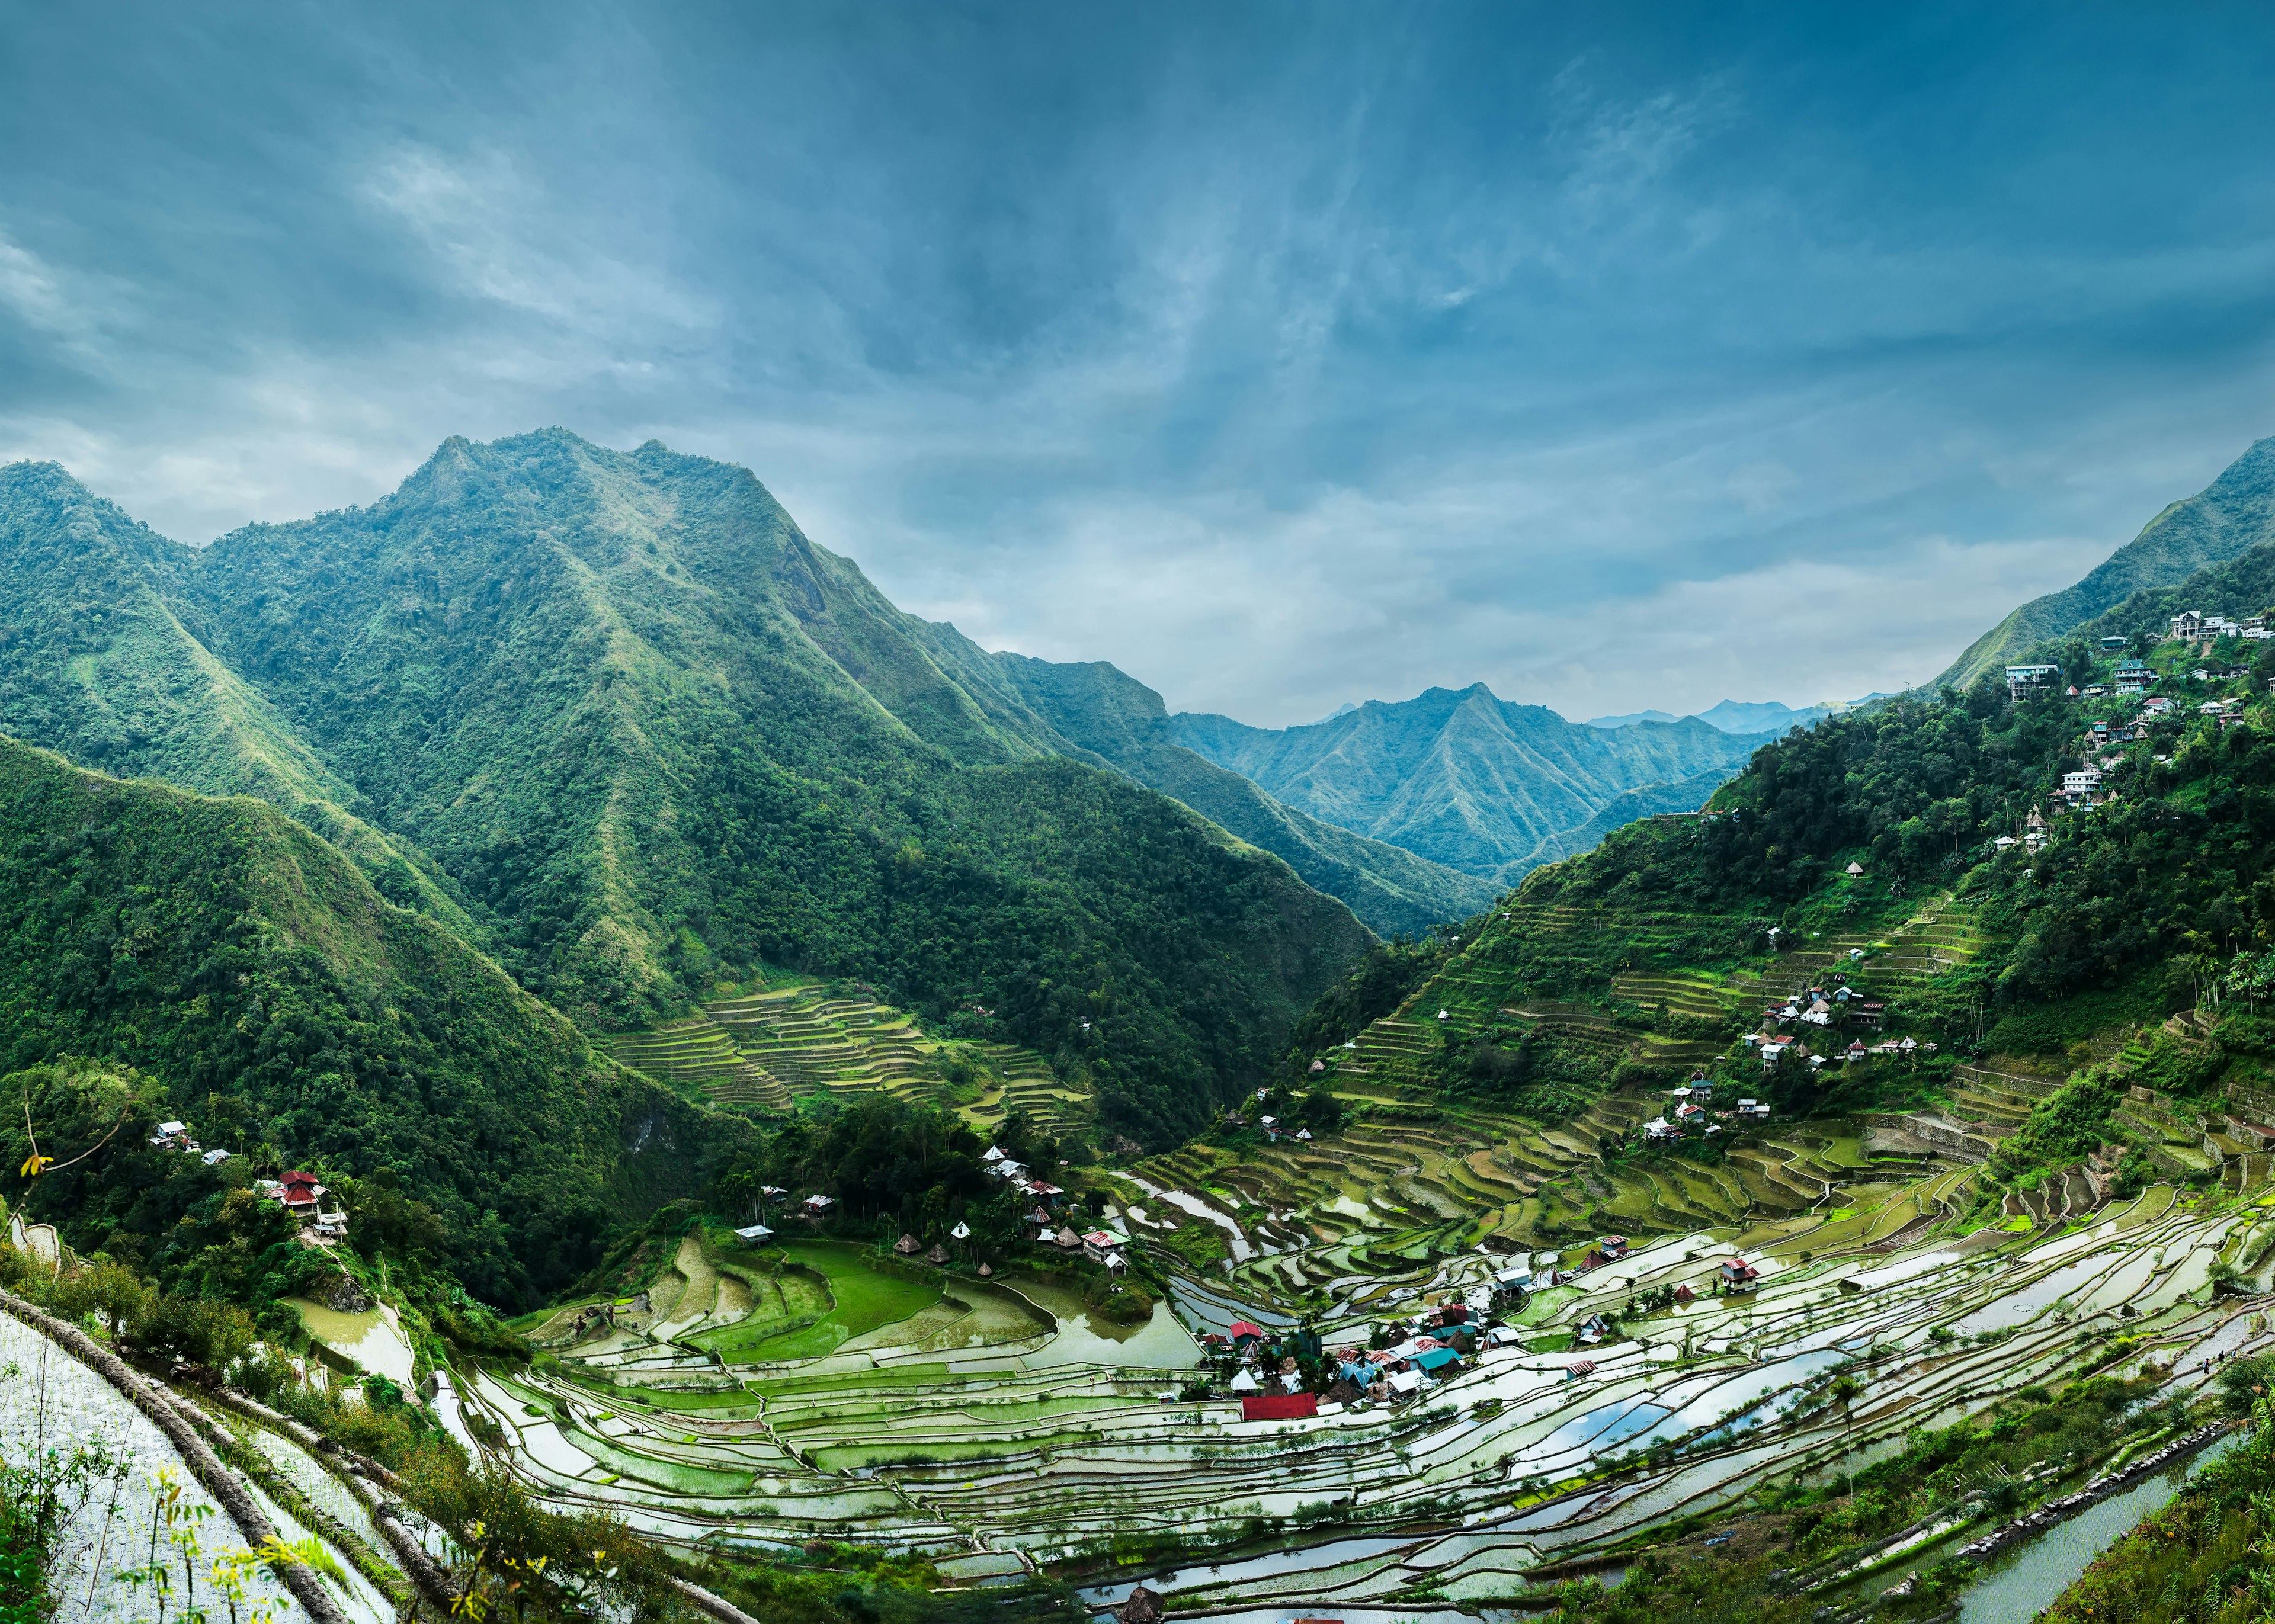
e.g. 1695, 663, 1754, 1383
455, 864, 2275, 1621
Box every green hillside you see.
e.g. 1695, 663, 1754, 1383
1936, 433, 2275, 689
986, 653, 1497, 934
1171, 681, 1769, 883
0, 432, 1367, 1147
0, 734, 730, 1304
0, 462, 479, 933
1271, 638, 2275, 1243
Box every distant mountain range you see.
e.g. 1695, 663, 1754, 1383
1165, 683, 1771, 885
1583, 699, 1841, 734
1936, 434, 2275, 689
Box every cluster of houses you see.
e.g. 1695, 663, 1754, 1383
256, 1169, 348, 1241
1642, 1079, 1774, 1140
149, 1119, 232, 1169
2168, 610, 2270, 644
734, 1147, 1123, 1270
1228, 1090, 1318, 1144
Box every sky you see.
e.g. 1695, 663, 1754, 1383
5, 3, 2275, 726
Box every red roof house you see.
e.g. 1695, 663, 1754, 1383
1241, 1392, 1319, 1421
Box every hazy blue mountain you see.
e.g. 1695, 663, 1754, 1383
1582, 707, 1683, 728
1585, 699, 1835, 734
1936, 434, 2275, 689
1171, 683, 1770, 884
984, 656, 1498, 935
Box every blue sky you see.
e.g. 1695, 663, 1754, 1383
4, 2, 2275, 724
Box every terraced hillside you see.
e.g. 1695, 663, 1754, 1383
1088, 884, 2086, 1318
465, 1171, 2275, 1615
607, 981, 1094, 1142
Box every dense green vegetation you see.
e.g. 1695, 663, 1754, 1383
0, 741, 733, 1304
1937, 432, 2275, 689
0, 435, 1372, 1146
1171, 681, 1768, 883
1524, 647, 2275, 1024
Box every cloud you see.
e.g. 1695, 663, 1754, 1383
4, 2, 2275, 722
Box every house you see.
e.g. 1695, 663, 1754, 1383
1229, 1368, 1261, 1394
1720, 1258, 1760, 1289
1643, 1116, 1674, 1138
733, 1224, 775, 1242
1081, 1230, 1128, 1265
1296, 1128, 1313, 1142
1027, 1181, 1062, 1199
982, 1145, 1005, 1163
2061, 768, 2102, 796
1598, 1235, 1630, 1260
1577, 1314, 1610, 1344
1673, 1285, 1695, 1304
1227, 1320, 1264, 1345
800, 1193, 834, 1216
1241, 1392, 1318, 1421
2004, 664, 2061, 696
949, 1221, 972, 1241
2026, 807, 2049, 852
278, 1172, 322, 1218
200, 1148, 231, 1167
1413, 1346, 1460, 1372
2101, 635, 2129, 652
1847, 1040, 1868, 1060
2171, 610, 2205, 640
1845, 861, 1865, 877
895, 1233, 921, 1255
1053, 1226, 1082, 1250
1565, 1359, 1597, 1381
926, 1243, 950, 1266
1850, 1001, 1885, 1030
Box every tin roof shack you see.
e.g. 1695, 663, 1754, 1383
1719, 1257, 1760, 1291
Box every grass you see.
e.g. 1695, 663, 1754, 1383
691, 1242, 940, 1363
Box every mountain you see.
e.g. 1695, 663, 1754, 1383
0, 434, 1370, 1146
1584, 699, 1837, 734
1936, 434, 2275, 689
1170, 683, 1770, 884
0, 464, 480, 933
1582, 707, 1682, 728
982, 656, 1498, 935
0, 734, 727, 1305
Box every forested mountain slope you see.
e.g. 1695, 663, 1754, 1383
0, 463, 479, 933
0, 432, 1367, 1145
1171, 682, 1769, 882
1936, 434, 2275, 689
0, 735, 727, 1304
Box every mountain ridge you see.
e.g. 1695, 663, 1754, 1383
1170, 681, 1769, 884
1934, 434, 2275, 689
0, 431, 1373, 1145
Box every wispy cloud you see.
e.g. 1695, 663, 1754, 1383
2, 3, 2274, 717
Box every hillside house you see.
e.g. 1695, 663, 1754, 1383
800, 1193, 834, 1216
2005, 664, 2061, 696
1850, 1002, 1885, 1030
2171, 610, 2205, 640
733, 1224, 774, 1242
1720, 1258, 1760, 1289
2062, 768, 2103, 796
1643, 1116, 1673, 1138
2101, 635, 2129, 652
